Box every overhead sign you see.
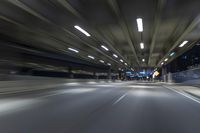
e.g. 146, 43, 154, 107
153, 71, 160, 78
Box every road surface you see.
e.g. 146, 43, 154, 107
0, 81, 200, 133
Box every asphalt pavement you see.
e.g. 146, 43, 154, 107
0, 81, 200, 133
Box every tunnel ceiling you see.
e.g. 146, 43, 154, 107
0, 0, 200, 70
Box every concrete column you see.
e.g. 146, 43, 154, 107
118, 70, 122, 80
167, 72, 173, 83
107, 67, 111, 79
68, 67, 74, 78
162, 67, 167, 82
93, 72, 98, 79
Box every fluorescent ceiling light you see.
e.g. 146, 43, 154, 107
179, 41, 188, 47
161, 62, 164, 65
164, 58, 168, 62
113, 54, 118, 58
170, 52, 175, 56
140, 42, 144, 49
142, 59, 145, 62
99, 60, 104, 63
88, 55, 95, 59
136, 18, 143, 32
74, 25, 91, 37
124, 63, 127, 66
107, 63, 111, 66
120, 59, 124, 63
101, 45, 109, 51
68, 48, 79, 53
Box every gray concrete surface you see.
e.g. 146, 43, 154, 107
0, 82, 200, 133
164, 84, 200, 100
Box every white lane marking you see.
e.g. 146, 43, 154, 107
113, 93, 127, 105
164, 86, 200, 104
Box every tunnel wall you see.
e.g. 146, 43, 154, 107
165, 68, 200, 85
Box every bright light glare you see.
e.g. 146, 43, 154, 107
0, 99, 39, 115
136, 18, 143, 32
63, 88, 96, 94
101, 45, 109, 51
164, 58, 168, 62
142, 59, 145, 62
179, 41, 188, 47
107, 63, 111, 66
99, 60, 104, 63
124, 63, 127, 66
113, 54, 118, 58
74, 25, 91, 37
170, 52, 175, 56
140, 42, 144, 49
68, 48, 79, 53
87, 82, 97, 84
128, 85, 155, 88
88, 55, 95, 59
96, 85, 113, 87
161, 62, 164, 65
65, 82, 80, 86
120, 59, 124, 63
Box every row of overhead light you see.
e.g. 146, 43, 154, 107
100, 44, 128, 66
160, 40, 189, 65
68, 47, 111, 66
68, 25, 128, 67
136, 18, 145, 62
72, 18, 145, 70
136, 18, 189, 70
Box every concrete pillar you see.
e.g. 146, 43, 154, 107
162, 67, 167, 82
68, 67, 74, 78
118, 70, 122, 80
168, 72, 173, 83
107, 67, 111, 79
93, 71, 98, 79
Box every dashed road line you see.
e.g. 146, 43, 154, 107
112, 93, 127, 105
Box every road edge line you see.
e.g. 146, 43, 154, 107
163, 85, 200, 104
